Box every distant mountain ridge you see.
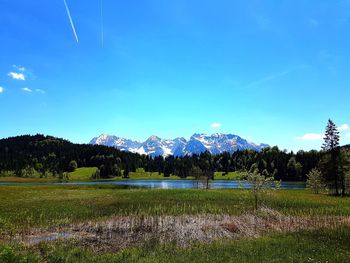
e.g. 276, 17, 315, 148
90, 133, 269, 157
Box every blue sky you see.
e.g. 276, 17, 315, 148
0, 0, 350, 151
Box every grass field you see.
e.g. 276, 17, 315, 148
0, 185, 349, 233
68, 167, 98, 180
0, 185, 349, 262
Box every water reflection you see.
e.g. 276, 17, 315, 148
60, 180, 306, 189
0, 180, 306, 189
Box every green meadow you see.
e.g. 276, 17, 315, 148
0, 184, 349, 262
0, 186, 348, 229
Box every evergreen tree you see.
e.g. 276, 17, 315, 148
322, 119, 340, 151
320, 119, 341, 195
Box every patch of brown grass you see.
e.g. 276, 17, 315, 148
221, 222, 240, 233
6, 208, 350, 252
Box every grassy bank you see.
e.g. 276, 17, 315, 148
0, 167, 196, 183
0, 168, 248, 183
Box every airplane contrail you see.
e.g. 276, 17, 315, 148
100, 0, 104, 47
63, 0, 79, 43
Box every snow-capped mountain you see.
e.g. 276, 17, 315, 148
89, 134, 141, 152
89, 133, 269, 157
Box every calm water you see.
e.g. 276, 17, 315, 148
60, 180, 305, 189
0, 179, 306, 189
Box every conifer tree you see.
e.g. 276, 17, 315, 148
322, 119, 339, 151
320, 119, 341, 195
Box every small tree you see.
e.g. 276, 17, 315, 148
244, 170, 280, 210
123, 165, 130, 178
287, 157, 302, 180
35, 163, 45, 177
306, 168, 323, 194
190, 165, 203, 189
91, 168, 100, 179
99, 165, 105, 177
68, 160, 78, 172
190, 165, 212, 189
58, 172, 69, 182
112, 164, 122, 177
295, 162, 303, 180
22, 167, 36, 178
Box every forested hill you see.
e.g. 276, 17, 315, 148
0, 134, 330, 181
0, 134, 141, 178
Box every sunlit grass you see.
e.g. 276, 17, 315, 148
117, 168, 194, 180
214, 171, 243, 180
0, 184, 349, 262
0, 185, 349, 234
68, 167, 97, 180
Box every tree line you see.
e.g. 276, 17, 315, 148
0, 134, 319, 181
0, 123, 349, 195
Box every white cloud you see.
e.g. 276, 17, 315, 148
295, 133, 323, 141
337, 123, 349, 131
8, 72, 25, 81
0, 86, 3, 93
35, 89, 46, 94
211, 122, 221, 128
295, 125, 349, 141
22, 87, 32, 92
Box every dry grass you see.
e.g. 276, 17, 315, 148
7, 207, 349, 252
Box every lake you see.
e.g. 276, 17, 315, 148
0, 179, 306, 189
56, 180, 305, 189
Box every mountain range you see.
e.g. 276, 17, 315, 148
89, 133, 269, 157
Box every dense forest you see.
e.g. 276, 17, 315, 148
0, 134, 334, 181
